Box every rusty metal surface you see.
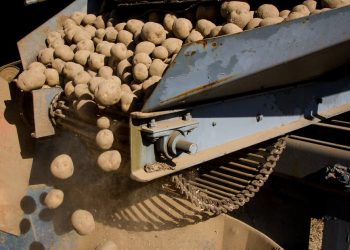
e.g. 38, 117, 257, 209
32, 87, 62, 138
142, 6, 350, 112
0, 77, 33, 235
17, 0, 88, 70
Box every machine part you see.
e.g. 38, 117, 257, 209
17, 0, 90, 70
0, 60, 21, 82
131, 71, 350, 181
325, 164, 350, 187
32, 87, 62, 138
171, 137, 287, 214
143, 7, 350, 112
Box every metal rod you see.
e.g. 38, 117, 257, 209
331, 119, 350, 126
202, 174, 245, 189
227, 162, 259, 172
188, 181, 235, 198
289, 135, 350, 150
312, 122, 350, 132
210, 171, 250, 185
195, 178, 240, 194
218, 166, 256, 178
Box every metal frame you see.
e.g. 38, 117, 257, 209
143, 6, 350, 112
131, 72, 350, 181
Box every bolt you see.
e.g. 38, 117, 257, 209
183, 112, 192, 121
256, 114, 263, 122
148, 119, 156, 128
212, 121, 217, 127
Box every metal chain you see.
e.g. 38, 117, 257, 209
171, 137, 287, 214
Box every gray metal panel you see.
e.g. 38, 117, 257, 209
142, 7, 350, 112
17, 0, 88, 70
131, 72, 350, 181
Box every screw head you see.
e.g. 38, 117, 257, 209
256, 114, 263, 122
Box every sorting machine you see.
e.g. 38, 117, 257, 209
15, 0, 350, 214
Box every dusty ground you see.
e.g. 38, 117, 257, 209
309, 218, 324, 250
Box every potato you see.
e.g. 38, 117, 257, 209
97, 150, 122, 172
76, 39, 95, 53
132, 53, 152, 68
70, 44, 77, 52
55, 45, 74, 62
303, 0, 317, 11
44, 189, 64, 209
285, 11, 305, 21
98, 66, 113, 79
96, 41, 113, 56
74, 50, 90, 66
161, 38, 183, 55
126, 19, 144, 34
75, 84, 93, 99
119, 72, 131, 84
259, 17, 284, 27
152, 46, 168, 60
133, 63, 149, 82
38, 48, 54, 65
279, 10, 291, 18
96, 129, 114, 150
50, 154, 74, 179
63, 63, 84, 83
71, 11, 85, 25
64, 81, 75, 98
120, 92, 137, 113
172, 18, 192, 39
135, 41, 155, 55
110, 43, 127, 62
28, 62, 46, 72
311, 9, 322, 14
115, 22, 126, 32
75, 99, 98, 122
73, 29, 92, 43
64, 26, 80, 42
52, 58, 66, 74
73, 71, 91, 85
88, 76, 104, 93
63, 18, 77, 29
95, 28, 106, 39
322, 0, 350, 8
292, 5, 311, 16
149, 59, 168, 77
88, 53, 105, 71
83, 14, 97, 25
221, 1, 250, 18
219, 23, 243, 35
163, 13, 177, 32
84, 25, 97, 38
185, 30, 204, 43
117, 30, 133, 46
245, 18, 262, 30
95, 240, 118, 250
48, 38, 65, 49
209, 26, 222, 37
16, 69, 46, 91
116, 59, 132, 77
44, 68, 60, 86
71, 210, 95, 235
196, 19, 216, 37
46, 31, 63, 45
227, 9, 251, 29
105, 27, 118, 42
141, 22, 166, 45
196, 5, 217, 21
142, 75, 161, 91
97, 116, 110, 129
94, 15, 105, 29
256, 4, 279, 18
94, 78, 122, 106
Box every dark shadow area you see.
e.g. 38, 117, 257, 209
29, 241, 45, 250
20, 196, 37, 214
19, 218, 31, 235
3, 81, 35, 159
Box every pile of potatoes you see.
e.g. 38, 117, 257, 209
16, 0, 349, 113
